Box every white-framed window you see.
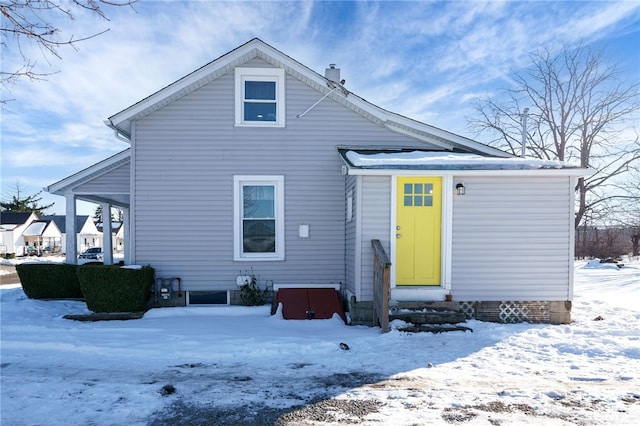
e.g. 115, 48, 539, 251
233, 175, 285, 261
235, 68, 285, 127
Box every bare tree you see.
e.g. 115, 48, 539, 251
1, 0, 136, 90
469, 43, 640, 229
617, 168, 640, 257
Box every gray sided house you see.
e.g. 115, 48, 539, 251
47, 39, 586, 324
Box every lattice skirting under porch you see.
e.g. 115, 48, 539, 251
459, 301, 572, 324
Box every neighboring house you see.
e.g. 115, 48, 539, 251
46, 39, 586, 323
40, 215, 103, 254
0, 212, 39, 256
22, 220, 63, 255
95, 222, 124, 253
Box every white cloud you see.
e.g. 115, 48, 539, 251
3, 144, 117, 170
558, 1, 640, 43
1, 0, 638, 205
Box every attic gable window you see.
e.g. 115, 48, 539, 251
235, 68, 285, 127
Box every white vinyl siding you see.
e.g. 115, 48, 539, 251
344, 176, 358, 297
451, 176, 573, 301
353, 174, 574, 302
73, 161, 130, 194
131, 59, 423, 291
358, 176, 392, 301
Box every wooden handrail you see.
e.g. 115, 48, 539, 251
371, 239, 391, 332
371, 239, 390, 266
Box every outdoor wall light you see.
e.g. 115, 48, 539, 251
455, 182, 466, 196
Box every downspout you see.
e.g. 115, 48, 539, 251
104, 120, 131, 143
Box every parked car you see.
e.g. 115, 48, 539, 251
78, 247, 103, 260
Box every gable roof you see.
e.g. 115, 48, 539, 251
0, 212, 37, 226
22, 220, 61, 237
45, 149, 131, 207
39, 215, 94, 234
105, 38, 508, 157
95, 222, 123, 235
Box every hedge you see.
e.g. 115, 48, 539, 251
16, 263, 83, 299
77, 265, 154, 313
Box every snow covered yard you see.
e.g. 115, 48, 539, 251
1, 259, 639, 425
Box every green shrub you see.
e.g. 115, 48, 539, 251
77, 265, 154, 313
16, 263, 82, 299
3, 253, 15, 259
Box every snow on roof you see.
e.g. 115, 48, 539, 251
343, 150, 575, 170
22, 222, 47, 236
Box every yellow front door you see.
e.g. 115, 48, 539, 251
396, 177, 442, 285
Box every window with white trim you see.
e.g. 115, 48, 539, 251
234, 176, 285, 260
235, 68, 285, 127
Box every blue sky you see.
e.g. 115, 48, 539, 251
1, 0, 639, 215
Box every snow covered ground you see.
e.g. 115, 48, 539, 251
1, 257, 639, 425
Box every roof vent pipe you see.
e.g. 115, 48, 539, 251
325, 64, 341, 83
521, 107, 529, 158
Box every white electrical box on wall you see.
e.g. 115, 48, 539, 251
299, 224, 309, 238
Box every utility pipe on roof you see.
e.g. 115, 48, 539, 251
296, 87, 339, 118
521, 108, 529, 158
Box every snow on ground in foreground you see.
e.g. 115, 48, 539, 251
1, 259, 639, 425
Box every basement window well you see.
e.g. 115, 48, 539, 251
187, 291, 229, 305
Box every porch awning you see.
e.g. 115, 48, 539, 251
337, 147, 587, 175
23, 222, 47, 236
46, 149, 131, 208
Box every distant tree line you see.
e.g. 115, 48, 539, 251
576, 225, 640, 259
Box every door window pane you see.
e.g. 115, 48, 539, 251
425, 183, 433, 194
403, 181, 434, 208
